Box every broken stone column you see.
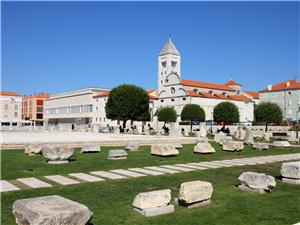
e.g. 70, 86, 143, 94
151, 144, 179, 156
194, 143, 215, 154
132, 189, 174, 217
238, 172, 276, 193
42, 146, 74, 164
12, 195, 93, 225
178, 181, 213, 208
125, 142, 140, 151
281, 161, 300, 185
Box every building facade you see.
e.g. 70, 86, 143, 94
259, 80, 300, 121
156, 38, 257, 123
0, 92, 22, 126
44, 87, 109, 129
22, 93, 49, 126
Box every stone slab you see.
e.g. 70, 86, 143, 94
110, 169, 147, 178
160, 165, 195, 172
133, 204, 174, 217
44, 175, 80, 185
144, 166, 180, 174
187, 163, 210, 170
196, 163, 222, 168
238, 185, 266, 194
128, 168, 164, 176
17, 178, 52, 188
185, 199, 211, 208
282, 178, 300, 185
90, 171, 126, 180
175, 164, 207, 170
0, 180, 20, 192
69, 173, 104, 182
210, 161, 235, 167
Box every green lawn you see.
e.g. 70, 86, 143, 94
1, 143, 300, 180
2, 162, 300, 225
1, 143, 300, 225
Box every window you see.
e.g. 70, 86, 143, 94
37, 107, 43, 113
288, 109, 292, 115
288, 100, 292, 106
162, 61, 166, 68
183, 98, 186, 101
4, 113, 8, 118
58, 107, 68, 114
288, 91, 292, 95
83, 105, 93, 113
171, 87, 175, 94
37, 100, 44, 105
171, 61, 177, 67
171, 99, 174, 102
161, 99, 164, 103
4, 104, 8, 110
70, 106, 81, 113
14, 112, 18, 118
193, 89, 198, 93
36, 114, 43, 119
14, 104, 18, 110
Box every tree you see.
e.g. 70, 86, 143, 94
156, 107, 177, 124
213, 102, 239, 128
255, 102, 283, 132
105, 84, 149, 128
181, 104, 205, 133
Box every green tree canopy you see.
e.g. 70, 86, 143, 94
156, 107, 177, 123
213, 101, 239, 126
254, 102, 283, 131
181, 104, 205, 133
105, 84, 149, 128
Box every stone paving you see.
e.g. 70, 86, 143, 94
1, 153, 300, 193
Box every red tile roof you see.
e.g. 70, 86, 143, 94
93, 90, 158, 100
225, 80, 241, 86
182, 79, 235, 91
227, 94, 252, 102
23, 93, 49, 100
244, 90, 259, 99
0, 91, 21, 97
93, 91, 110, 98
187, 90, 252, 102
260, 80, 300, 92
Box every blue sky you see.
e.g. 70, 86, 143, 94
2, 1, 299, 95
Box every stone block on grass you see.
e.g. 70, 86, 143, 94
132, 189, 174, 217
80, 144, 101, 153
151, 144, 179, 157
238, 172, 276, 193
108, 149, 127, 160
12, 195, 93, 225
178, 181, 213, 208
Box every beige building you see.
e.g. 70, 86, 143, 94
0, 91, 22, 126
22, 93, 49, 126
44, 87, 109, 130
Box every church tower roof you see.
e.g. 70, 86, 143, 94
159, 38, 180, 56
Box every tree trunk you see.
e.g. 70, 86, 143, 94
190, 121, 193, 134
265, 122, 268, 132
123, 120, 127, 129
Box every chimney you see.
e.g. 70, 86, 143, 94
267, 84, 272, 91
286, 81, 290, 87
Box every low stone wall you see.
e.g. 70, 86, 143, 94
0, 137, 198, 150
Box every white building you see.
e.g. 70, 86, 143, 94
259, 80, 300, 121
92, 90, 158, 127
43, 38, 259, 130
44, 87, 109, 129
155, 38, 257, 123
0, 91, 22, 126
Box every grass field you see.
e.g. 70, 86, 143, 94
1, 143, 300, 225
1, 143, 300, 180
